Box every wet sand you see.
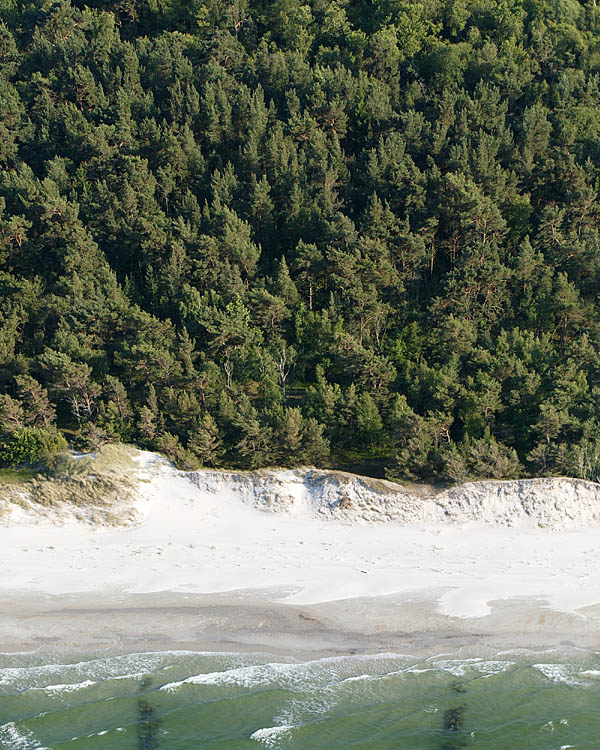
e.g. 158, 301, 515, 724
2, 588, 599, 660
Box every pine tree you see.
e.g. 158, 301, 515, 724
15, 375, 55, 428
189, 414, 225, 466
0, 394, 23, 434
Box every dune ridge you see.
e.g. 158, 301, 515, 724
3, 447, 600, 531
191, 467, 600, 530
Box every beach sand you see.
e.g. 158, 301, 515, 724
1, 450, 600, 657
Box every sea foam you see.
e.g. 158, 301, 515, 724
250, 725, 294, 745
0, 722, 49, 749
160, 653, 413, 692
532, 663, 583, 685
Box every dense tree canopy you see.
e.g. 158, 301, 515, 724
2, 0, 600, 481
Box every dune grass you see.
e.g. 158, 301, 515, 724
0, 443, 141, 526
0, 467, 38, 485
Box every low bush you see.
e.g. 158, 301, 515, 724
0, 427, 68, 468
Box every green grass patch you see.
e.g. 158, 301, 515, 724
0, 467, 39, 485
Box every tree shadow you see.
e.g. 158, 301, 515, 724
137, 676, 160, 750
439, 682, 467, 750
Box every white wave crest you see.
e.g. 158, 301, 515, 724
160, 653, 412, 692
250, 725, 294, 746
0, 722, 49, 749
38, 679, 97, 693
532, 663, 582, 685
0, 651, 179, 689
429, 657, 514, 678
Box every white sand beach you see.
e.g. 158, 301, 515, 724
1, 449, 600, 655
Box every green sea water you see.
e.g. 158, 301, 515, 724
1, 648, 599, 749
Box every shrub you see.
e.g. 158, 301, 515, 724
0, 427, 68, 468
440, 436, 523, 483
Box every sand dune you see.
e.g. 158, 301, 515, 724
191, 465, 600, 529
2, 448, 600, 654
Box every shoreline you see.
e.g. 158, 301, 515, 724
2, 587, 599, 660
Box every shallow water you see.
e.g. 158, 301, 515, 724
1, 648, 599, 748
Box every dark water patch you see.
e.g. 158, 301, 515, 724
440, 708, 467, 748
442, 706, 464, 733
138, 677, 160, 750
440, 681, 466, 750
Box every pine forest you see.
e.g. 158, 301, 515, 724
2, 0, 600, 483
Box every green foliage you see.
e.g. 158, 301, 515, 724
0, 427, 67, 468
355, 393, 383, 446
0, 428, 43, 467
442, 437, 523, 482
0, 467, 38, 485
2, 0, 600, 480
188, 414, 225, 467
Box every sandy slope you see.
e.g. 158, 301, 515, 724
2, 449, 600, 653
